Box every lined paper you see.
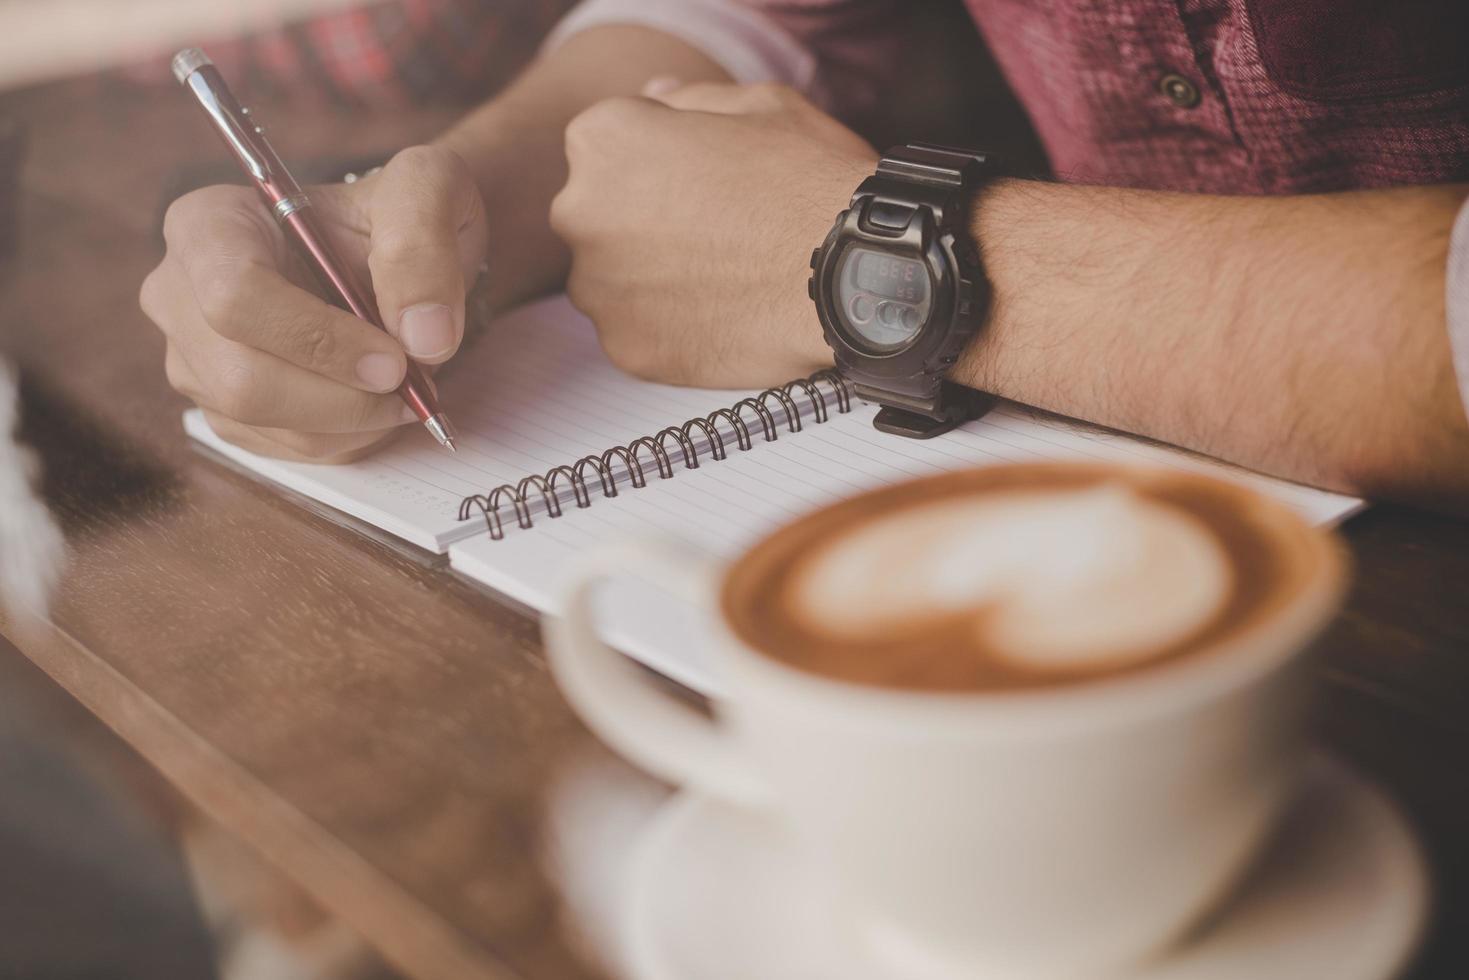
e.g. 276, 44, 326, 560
447, 393, 1362, 694
185, 294, 1363, 694
184, 295, 752, 552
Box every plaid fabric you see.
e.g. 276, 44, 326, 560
749, 0, 1469, 195
118, 0, 573, 107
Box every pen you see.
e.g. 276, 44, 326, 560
170, 47, 457, 452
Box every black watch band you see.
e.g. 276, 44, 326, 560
850, 378, 991, 438
875, 143, 994, 193
837, 143, 998, 437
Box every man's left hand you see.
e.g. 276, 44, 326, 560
550, 81, 876, 388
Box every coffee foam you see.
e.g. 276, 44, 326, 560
789, 484, 1232, 671
723, 463, 1324, 692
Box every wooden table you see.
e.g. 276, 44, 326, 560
2, 79, 1468, 980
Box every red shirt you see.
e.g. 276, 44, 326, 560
124, 0, 1469, 194
120, 0, 574, 108
733, 0, 1469, 194
973, 0, 1469, 193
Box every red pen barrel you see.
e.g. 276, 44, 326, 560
174, 47, 454, 448
282, 206, 436, 423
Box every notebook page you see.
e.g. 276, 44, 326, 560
449, 403, 1363, 694
183, 296, 754, 553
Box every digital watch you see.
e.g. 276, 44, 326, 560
808, 143, 999, 438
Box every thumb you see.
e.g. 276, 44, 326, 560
641, 75, 682, 98
366, 145, 486, 365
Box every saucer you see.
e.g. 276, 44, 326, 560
622, 754, 1427, 980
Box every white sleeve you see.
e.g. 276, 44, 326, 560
542, 0, 822, 99
1448, 196, 1469, 428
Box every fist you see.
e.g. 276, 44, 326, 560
551, 82, 876, 389
140, 144, 486, 462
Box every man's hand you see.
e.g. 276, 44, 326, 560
551, 82, 877, 388
140, 144, 486, 462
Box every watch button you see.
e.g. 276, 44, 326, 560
868, 200, 915, 230
807, 276, 816, 300
809, 248, 821, 269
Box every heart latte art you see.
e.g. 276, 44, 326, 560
789, 485, 1232, 670
722, 464, 1322, 691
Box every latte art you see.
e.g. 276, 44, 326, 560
790, 485, 1232, 669
722, 463, 1320, 692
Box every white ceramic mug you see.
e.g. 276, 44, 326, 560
547, 520, 1345, 978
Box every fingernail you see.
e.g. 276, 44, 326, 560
399, 303, 456, 359
356, 352, 404, 392
642, 75, 681, 98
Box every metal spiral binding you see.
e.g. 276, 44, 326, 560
458, 370, 854, 540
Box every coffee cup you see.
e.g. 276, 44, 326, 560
546, 463, 1347, 978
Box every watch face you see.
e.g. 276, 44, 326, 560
833, 247, 933, 352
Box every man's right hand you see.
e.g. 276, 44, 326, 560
140, 144, 487, 463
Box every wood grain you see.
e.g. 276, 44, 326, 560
0, 78, 1466, 980
0, 81, 607, 980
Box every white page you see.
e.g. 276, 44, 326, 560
184, 296, 751, 553
449, 400, 1363, 694
182, 293, 1363, 693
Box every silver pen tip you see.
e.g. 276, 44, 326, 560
423, 413, 457, 451
171, 48, 213, 85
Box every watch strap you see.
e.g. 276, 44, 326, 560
874, 144, 995, 190
841, 142, 1000, 437
850, 377, 995, 439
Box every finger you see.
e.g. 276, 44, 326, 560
557, 96, 671, 232
163, 184, 287, 271
155, 253, 429, 435
366, 145, 486, 365
176, 333, 413, 433
194, 261, 409, 394
166, 189, 409, 394
201, 410, 401, 464
648, 80, 793, 114
163, 343, 202, 403
641, 75, 682, 98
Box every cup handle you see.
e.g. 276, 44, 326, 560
546, 538, 771, 807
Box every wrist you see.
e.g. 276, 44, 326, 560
954, 177, 1034, 397
438, 98, 566, 204
434, 105, 571, 315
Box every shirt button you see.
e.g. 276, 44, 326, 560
1158, 73, 1201, 108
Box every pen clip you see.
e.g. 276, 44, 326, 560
171, 48, 302, 198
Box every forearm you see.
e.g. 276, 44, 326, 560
436, 25, 730, 312
958, 181, 1469, 508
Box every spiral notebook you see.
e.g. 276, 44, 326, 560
185, 295, 1364, 692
